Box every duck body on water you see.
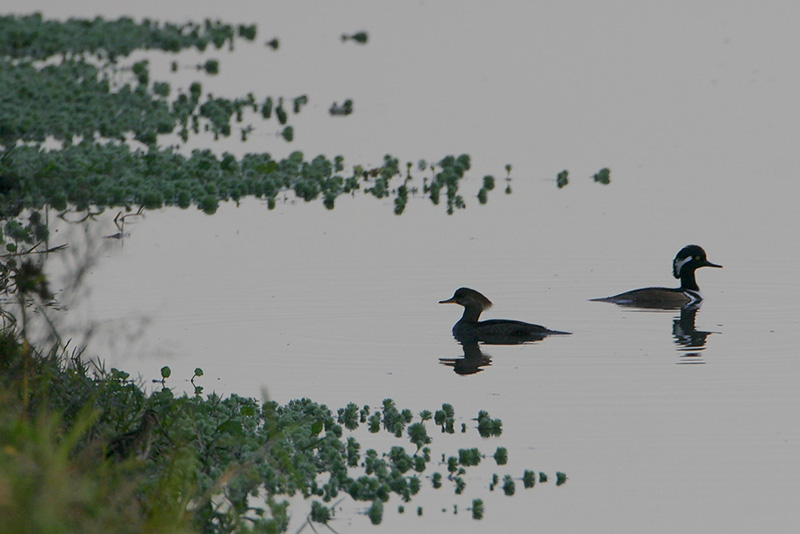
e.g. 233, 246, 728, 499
439, 287, 570, 344
591, 244, 722, 309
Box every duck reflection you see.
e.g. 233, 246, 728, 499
672, 303, 718, 364
595, 299, 718, 362
439, 341, 493, 375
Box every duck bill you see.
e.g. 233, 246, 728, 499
439, 298, 457, 304
703, 260, 723, 269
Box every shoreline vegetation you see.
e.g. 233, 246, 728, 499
1, 14, 567, 531
1, 330, 567, 532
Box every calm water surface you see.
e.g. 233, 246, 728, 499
12, 1, 800, 532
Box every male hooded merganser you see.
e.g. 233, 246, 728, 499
440, 287, 570, 344
591, 245, 722, 309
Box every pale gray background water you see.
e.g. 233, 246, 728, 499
11, 1, 800, 532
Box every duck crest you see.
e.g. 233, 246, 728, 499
673, 254, 693, 278
466, 288, 493, 311
673, 244, 705, 278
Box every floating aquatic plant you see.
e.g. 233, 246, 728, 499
337, 402, 361, 430
199, 59, 219, 75
523, 470, 536, 488
408, 421, 431, 451
341, 31, 369, 44
502, 475, 516, 496
593, 167, 611, 184
458, 448, 482, 467
275, 98, 288, 125
476, 410, 502, 437
434, 403, 456, 434
471, 498, 484, 519
368, 499, 383, 525
293, 94, 308, 113
329, 99, 354, 116
557, 169, 569, 189
237, 24, 257, 41
477, 174, 495, 204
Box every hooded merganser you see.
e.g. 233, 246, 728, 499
439, 287, 570, 344
591, 245, 722, 309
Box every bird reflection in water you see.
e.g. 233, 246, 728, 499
596, 298, 719, 363
672, 303, 718, 364
439, 341, 493, 375
438, 288, 569, 375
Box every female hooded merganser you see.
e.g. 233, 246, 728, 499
591, 244, 722, 309
440, 287, 570, 344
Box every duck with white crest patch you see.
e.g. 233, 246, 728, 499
591, 244, 722, 309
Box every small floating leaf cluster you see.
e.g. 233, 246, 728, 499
422, 154, 473, 215
341, 31, 369, 44
593, 167, 611, 184
0, 333, 566, 532
557, 167, 611, 188
329, 99, 354, 116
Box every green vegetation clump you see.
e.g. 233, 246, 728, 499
423, 154, 471, 215
0, 14, 252, 62
341, 31, 369, 44
502, 474, 516, 496
523, 469, 536, 488
471, 498, 484, 520
0, 13, 505, 251
593, 167, 611, 184
557, 169, 569, 189
476, 410, 502, 437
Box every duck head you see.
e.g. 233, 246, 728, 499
672, 245, 722, 279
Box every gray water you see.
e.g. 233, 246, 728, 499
14, 1, 800, 532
